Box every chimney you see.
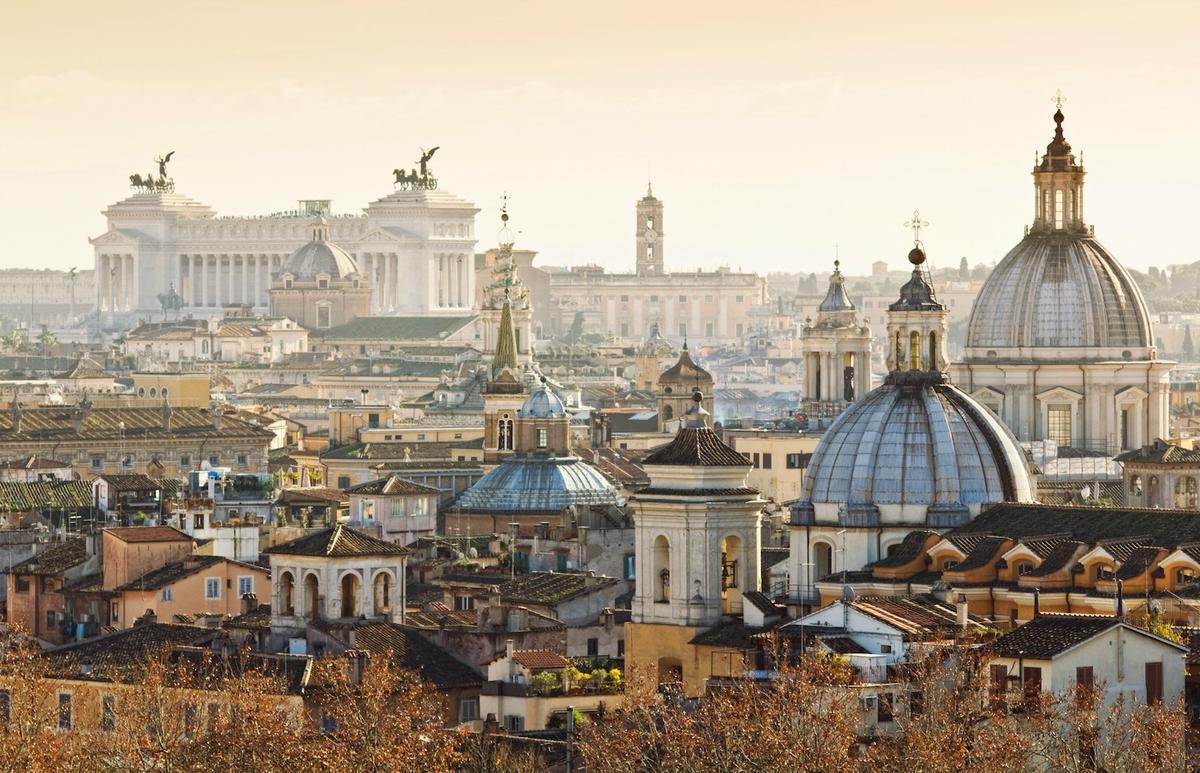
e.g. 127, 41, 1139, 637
73, 397, 93, 433
161, 397, 173, 432
505, 638, 515, 660
1116, 579, 1125, 619
240, 591, 257, 616
10, 398, 22, 435
137, 609, 157, 627
955, 594, 968, 629
344, 649, 368, 686
211, 402, 223, 431
1033, 588, 1041, 617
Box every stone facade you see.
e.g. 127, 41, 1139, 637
91, 183, 478, 328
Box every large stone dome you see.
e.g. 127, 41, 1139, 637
965, 232, 1152, 352
280, 217, 359, 280
453, 457, 623, 514
800, 376, 1034, 525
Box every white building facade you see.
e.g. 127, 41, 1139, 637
91, 176, 479, 327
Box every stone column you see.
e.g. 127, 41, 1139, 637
383, 254, 393, 312
97, 255, 107, 310
126, 254, 136, 310
201, 256, 210, 308
240, 256, 249, 306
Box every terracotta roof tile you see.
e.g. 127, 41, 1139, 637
992, 614, 1122, 658
511, 649, 568, 670
264, 524, 409, 558
106, 526, 193, 544
642, 427, 749, 467
10, 538, 86, 575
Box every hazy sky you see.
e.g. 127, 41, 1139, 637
2, 1, 1197, 278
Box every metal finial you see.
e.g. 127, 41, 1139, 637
1053, 89, 1066, 110
904, 210, 929, 247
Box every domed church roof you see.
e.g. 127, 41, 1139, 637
658, 343, 713, 388
965, 236, 1151, 350
453, 457, 622, 514
801, 379, 1033, 511
518, 378, 567, 419
796, 238, 1034, 528
280, 216, 360, 280
965, 107, 1152, 353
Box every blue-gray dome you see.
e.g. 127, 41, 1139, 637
800, 381, 1033, 513
454, 457, 622, 514
518, 383, 566, 418
965, 233, 1151, 351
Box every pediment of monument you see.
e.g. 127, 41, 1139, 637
89, 228, 143, 246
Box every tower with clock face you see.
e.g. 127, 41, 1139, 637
635, 184, 664, 277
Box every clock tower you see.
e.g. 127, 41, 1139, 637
635, 183, 664, 277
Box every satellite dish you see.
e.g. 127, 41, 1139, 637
841, 585, 857, 603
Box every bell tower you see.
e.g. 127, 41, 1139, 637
635, 183, 664, 276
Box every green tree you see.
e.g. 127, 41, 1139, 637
3, 329, 25, 354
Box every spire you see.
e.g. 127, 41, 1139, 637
492, 288, 519, 375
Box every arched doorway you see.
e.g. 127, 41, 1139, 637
373, 572, 392, 616
303, 574, 320, 619
341, 573, 361, 618
279, 571, 295, 615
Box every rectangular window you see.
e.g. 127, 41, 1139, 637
617, 639, 625, 657
455, 596, 474, 611
736, 295, 745, 304
623, 554, 635, 580
1023, 666, 1042, 711
111, 601, 119, 623
705, 321, 714, 337
162, 588, 173, 602
1076, 666, 1094, 709
909, 690, 924, 716
751, 453, 760, 468
704, 295, 713, 303
180, 454, 191, 468
91, 457, 103, 471
587, 638, 599, 657
761, 453, 772, 470
786, 453, 804, 469
877, 693, 893, 723
101, 695, 116, 733
1146, 661, 1163, 705
46, 610, 56, 630
317, 306, 331, 329
237, 454, 248, 467
15, 577, 29, 593
58, 693, 72, 731
209, 455, 220, 466
205, 578, 220, 600
338, 476, 351, 489
459, 698, 479, 723
536, 428, 548, 449
989, 664, 1008, 709
503, 715, 525, 733
238, 576, 253, 596
1046, 405, 1072, 448
678, 323, 687, 337
1119, 408, 1131, 451
620, 295, 629, 303
621, 323, 629, 337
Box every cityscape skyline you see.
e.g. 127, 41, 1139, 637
2, 0, 1197, 276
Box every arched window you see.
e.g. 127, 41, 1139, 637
928, 332, 937, 370
497, 416, 514, 451
909, 331, 922, 371
662, 405, 673, 422
1055, 189, 1065, 229
1187, 477, 1198, 509
340, 573, 361, 618
719, 535, 744, 614
895, 332, 904, 369
1067, 189, 1075, 224
652, 536, 671, 603
1130, 475, 1143, 496
201, 339, 209, 354
1043, 189, 1050, 223
813, 542, 833, 582
279, 571, 295, 615
303, 574, 320, 619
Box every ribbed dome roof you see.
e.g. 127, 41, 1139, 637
966, 232, 1151, 351
801, 381, 1033, 509
454, 457, 622, 513
280, 218, 359, 280
658, 346, 712, 387
518, 381, 566, 418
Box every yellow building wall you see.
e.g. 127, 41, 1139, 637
130, 374, 212, 407
625, 621, 708, 698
